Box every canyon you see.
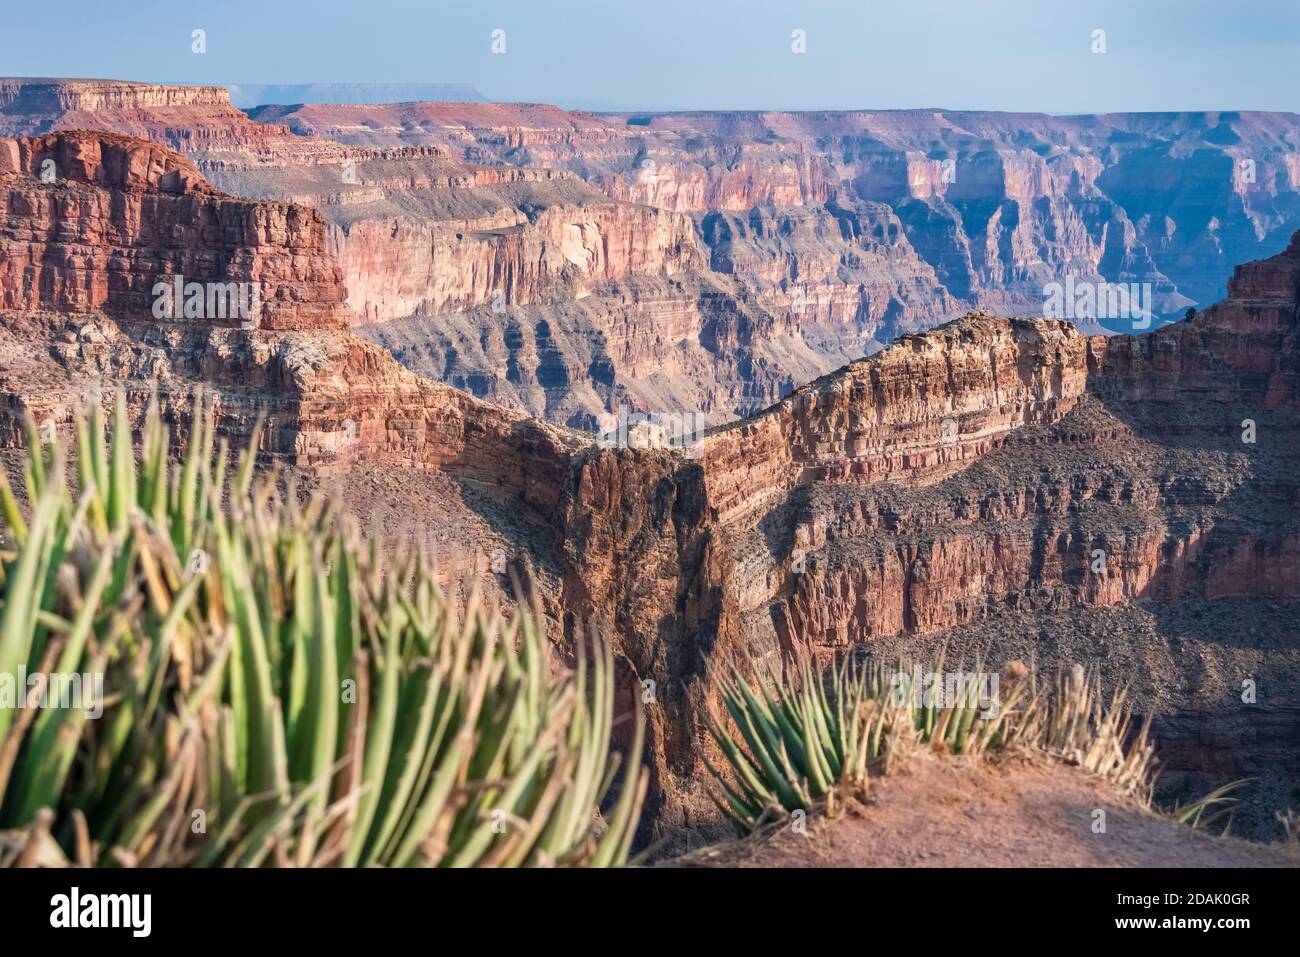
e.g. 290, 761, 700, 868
0, 79, 808, 428
253, 101, 1300, 321
5, 78, 1300, 436
0, 124, 1296, 842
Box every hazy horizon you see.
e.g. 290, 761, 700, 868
1, 0, 1296, 114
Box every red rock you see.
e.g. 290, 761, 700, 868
0, 132, 350, 331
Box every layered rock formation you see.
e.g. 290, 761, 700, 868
1, 126, 1296, 842
16, 80, 1299, 436
0, 132, 349, 330
255, 102, 1300, 327
2, 79, 808, 427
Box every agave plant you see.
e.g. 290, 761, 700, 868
0, 392, 646, 866
702, 655, 883, 830
705, 651, 1154, 834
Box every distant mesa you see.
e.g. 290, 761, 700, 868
226, 82, 487, 108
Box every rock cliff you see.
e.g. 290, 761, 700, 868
1, 128, 1296, 841
17, 81, 1299, 435
0, 132, 350, 330
2, 79, 793, 426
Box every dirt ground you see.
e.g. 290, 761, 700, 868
674, 751, 1300, 868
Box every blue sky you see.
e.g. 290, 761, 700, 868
3, 0, 1297, 113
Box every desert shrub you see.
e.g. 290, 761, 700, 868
705, 651, 1153, 834
0, 394, 645, 866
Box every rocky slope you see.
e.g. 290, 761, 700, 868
681, 752, 1300, 867
1, 127, 1296, 843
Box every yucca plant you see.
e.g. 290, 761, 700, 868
705, 651, 1154, 834
0, 392, 646, 866
702, 655, 882, 830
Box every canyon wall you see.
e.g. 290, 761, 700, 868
1, 79, 808, 427
255, 102, 1300, 328
13, 80, 1299, 435
1, 126, 1296, 839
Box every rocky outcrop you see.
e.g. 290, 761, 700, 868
698, 315, 1095, 523
0, 132, 350, 330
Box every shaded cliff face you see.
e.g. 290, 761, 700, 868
1, 127, 1296, 840
361, 274, 831, 427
